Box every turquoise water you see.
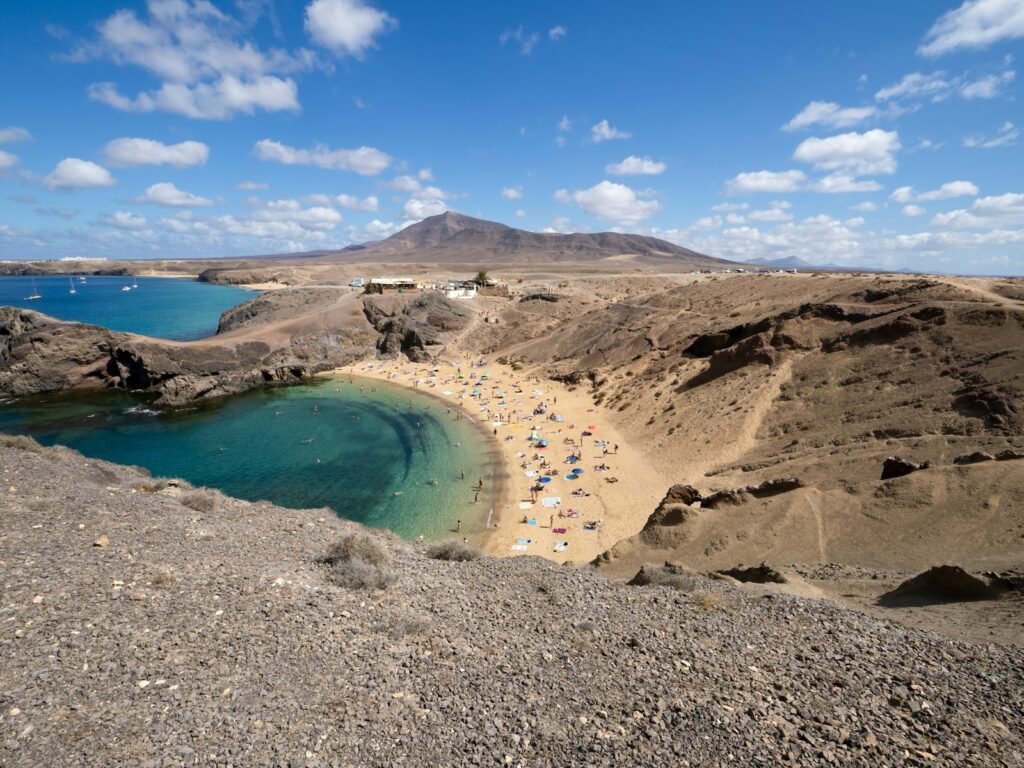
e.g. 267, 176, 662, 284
0, 275, 253, 340
0, 376, 495, 539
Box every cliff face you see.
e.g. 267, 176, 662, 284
0, 291, 473, 406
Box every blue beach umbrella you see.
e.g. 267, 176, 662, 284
572, 468, 584, 475
539, 476, 552, 484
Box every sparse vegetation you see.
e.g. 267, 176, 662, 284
691, 590, 735, 615
133, 477, 174, 493
426, 539, 482, 562
639, 565, 701, 592
181, 488, 222, 513
0, 433, 43, 452
321, 534, 396, 590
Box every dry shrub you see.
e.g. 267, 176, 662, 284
181, 488, 221, 513
321, 534, 396, 590
0, 434, 42, 452
692, 591, 734, 615
426, 540, 481, 562
133, 478, 172, 493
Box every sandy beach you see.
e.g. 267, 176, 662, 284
337, 357, 666, 564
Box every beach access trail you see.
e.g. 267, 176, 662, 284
339, 359, 666, 563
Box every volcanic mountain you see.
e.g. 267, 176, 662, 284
315, 211, 735, 269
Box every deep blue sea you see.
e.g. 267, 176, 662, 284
0, 377, 495, 540
0, 275, 254, 340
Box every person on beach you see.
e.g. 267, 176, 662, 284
456, 519, 462, 533
473, 491, 479, 503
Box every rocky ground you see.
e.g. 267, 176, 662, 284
2, 441, 1022, 767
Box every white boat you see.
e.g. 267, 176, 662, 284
68, 277, 76, 294
121, 285, 132, 292
132, 277, 139, 289
25, 278, 41, 300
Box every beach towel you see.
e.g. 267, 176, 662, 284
554, 542, 568, 552
518, 501, 534, 510
541, 497, 562, 508
524, 471, 537, 478
511, 544, 528, 552
515, 538, 532, 545
552, 527, 567, 534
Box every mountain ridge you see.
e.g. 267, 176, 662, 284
311, 211, 735, 269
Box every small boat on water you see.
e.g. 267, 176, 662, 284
25, 278, 41, 300
68, 277, 76, 295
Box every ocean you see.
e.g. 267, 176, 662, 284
0, 274, 254, 340
0, 376, 495, 540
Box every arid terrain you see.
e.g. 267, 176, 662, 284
2, 214, 1023, 649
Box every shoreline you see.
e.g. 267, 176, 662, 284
326, 368, 510, 543
338, 357, 666, 563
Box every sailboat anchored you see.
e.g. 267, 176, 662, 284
25, 277, 41, 300
68, 277, 76, 295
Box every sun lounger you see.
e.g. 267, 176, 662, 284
541, 497, 562, 508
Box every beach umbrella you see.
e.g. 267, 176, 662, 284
537, 439, 548, 447
539, 476, 552, 484
572, 468, 584, 475
565, 475, 577, 481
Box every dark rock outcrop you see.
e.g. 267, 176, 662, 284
880, 456, 931, 480
954, 451, 996, 465
0, 307, 376, 406
878, 565, 1005, 605
362, 293, 472, 362
701, 478, 806, 509
716, 563, 787, 584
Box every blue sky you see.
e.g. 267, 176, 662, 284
0, 0, 1022, 274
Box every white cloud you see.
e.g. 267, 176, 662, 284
403, 197, 447, 220
963, 120, 1019, 148
549, 25, 567, 41
605, 155, 666, 175
500, 26, 541, 55
783, 101, 878, 131
591, 119, 631, 143
875, 69, 1015, 104
43, 158, 116, 190
854, 201, 878, 211
0, 127, 32, 143
388, 174, 424, 192
305, 0, 396, 58
727, 169, 806, 194
793, 129, 900, 176
746, 201, 794, 222
501, 186, 523, 199
563, 180, 660, 224
304, 193, 378, 211
892, 182, 981, 204
347, 218, 402, 241
919, 0, 1024, 57
690, 215, 723, 231
135, 182, 213, 207
104, 137, 209, 167
961, 69, 1016, 98
890, 186, 915, 203
251, 199, 342, 229
89, 75, 299, 120
0, 150, 18, 171
514, 209, 527, 218
810, 174, 882, 193
557, 115, 571, 131
875, 71, 954, 102
902, 204, 926, 217
253, 139, 391, 175
932, 192, 1024, 228
79, 1, 315, 120
236, 180, 269, 190
711, 202, 749, 212
543, 216, 573, 234
100, 211, 148, 230
684, 214, 867, 265
418, 167, 433, 180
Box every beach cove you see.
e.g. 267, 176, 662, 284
343, 357, 666, 563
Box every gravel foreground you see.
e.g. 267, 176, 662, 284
1, 444, 1022, 767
